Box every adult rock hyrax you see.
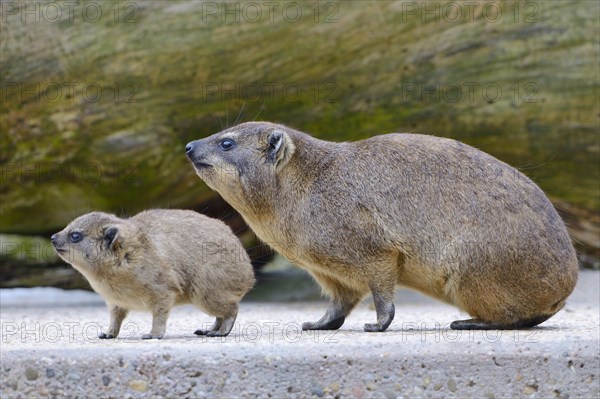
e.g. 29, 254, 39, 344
51, 209, 255, 339
185, 122, 579, 332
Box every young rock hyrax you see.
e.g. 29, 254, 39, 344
51, 210, 255, 339
185, 122, 578, 332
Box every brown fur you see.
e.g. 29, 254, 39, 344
52, 210, 255, 339
186, 122, 579, 331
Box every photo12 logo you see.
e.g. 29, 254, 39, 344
1, 162, 138, 184
199, 1, 340, 23
0, 1, 139, 24
1, 82, 139, 104
399, 81, 540, 104
400, 1, 540, 24
0, 321, 340, 344
399, 322, 540, 343
200, 81, 339, 104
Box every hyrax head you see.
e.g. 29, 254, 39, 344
185, 122, 295, 209
51, 212, 137, 273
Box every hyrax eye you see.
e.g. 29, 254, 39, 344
69, 232, 83, 243
219, 139, 235, 151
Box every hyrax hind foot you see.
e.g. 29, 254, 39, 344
194, 315, 237, 337
141, 333, 164, 340
98, 332, 116, 339
302, 298, 359, 331
194, 317, 224, 336
451, 314, 553, 330
302, 318, 345, 331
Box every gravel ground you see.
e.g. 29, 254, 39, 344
1, 271, 598, 398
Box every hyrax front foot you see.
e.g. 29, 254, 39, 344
101, 305, 128, 339
364, 310, 395, 332
364, 323, 386, 332
141, 333, 164, 340
144, 304, 170, 339
98, 332, 116, 339
364, 292, 395, 333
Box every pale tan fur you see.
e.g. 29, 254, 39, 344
52, 210, 255, 339
186, 122, 579, 331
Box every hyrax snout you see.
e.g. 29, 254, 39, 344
186, 121, 579, 332
52, 209, 255, 339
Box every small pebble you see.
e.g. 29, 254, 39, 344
447, 378, 457, 393
25, 367, 38, 381
102, 375, 110, 386
45, 368, 55, 378
129, 379, 149, 392
524, 383, 538, 395
311, 385, 324, 397
6, 379, 18, 390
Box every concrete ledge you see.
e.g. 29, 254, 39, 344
1, 271, 598, 398
2, 304, 598, 398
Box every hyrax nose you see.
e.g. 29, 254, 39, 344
185, 142, 195, 155
51, 234, 58, 243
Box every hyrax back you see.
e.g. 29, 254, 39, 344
186, 122, 579, 332
51, 209, 255, 339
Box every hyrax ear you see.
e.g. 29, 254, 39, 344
104, 226, 120, 250
267, 130, 295, 169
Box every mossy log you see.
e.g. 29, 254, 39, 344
1, 1, 598, 279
